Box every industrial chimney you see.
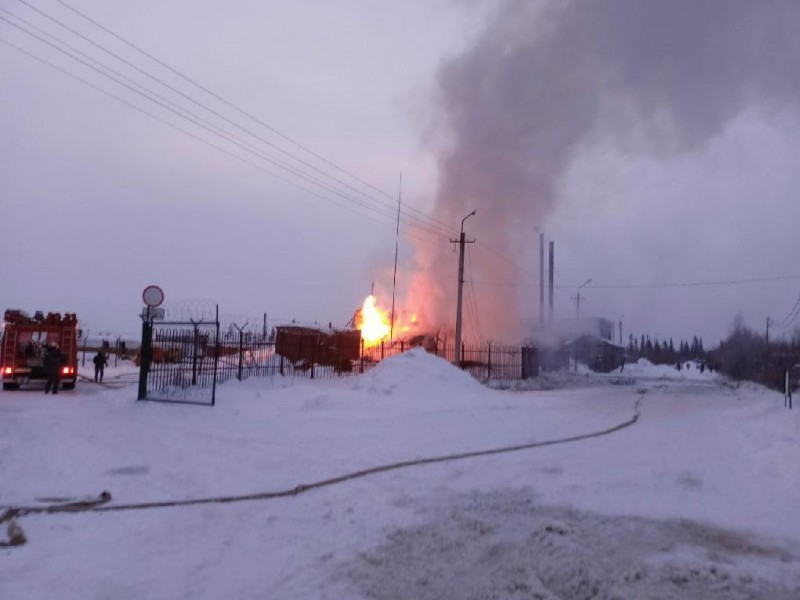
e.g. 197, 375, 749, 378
548, 241, 554, 324
539, 233, 545, 325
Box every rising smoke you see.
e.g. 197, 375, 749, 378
406, 0, 800, 342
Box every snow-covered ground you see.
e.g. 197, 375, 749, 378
1, 350, 798, 598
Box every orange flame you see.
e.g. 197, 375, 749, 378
355, 295, 421, 348
356, 295, 391, 347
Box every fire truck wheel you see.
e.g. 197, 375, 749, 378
2, 382, 19, 391
62, 382, 76, 391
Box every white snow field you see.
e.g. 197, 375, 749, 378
1, 350, 798, 599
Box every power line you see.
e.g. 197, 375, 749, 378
54, 0, 457, 236
470, 274, 800, 290
0, 36, 444, 247
776, 293, 800, 329
0, 15, 449, 243
12, 0, 456, 239
466, 245, 485, 341
10, 1, 568, 259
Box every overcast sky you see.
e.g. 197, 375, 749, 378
2, 0, 800, 346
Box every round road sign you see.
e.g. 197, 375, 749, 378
142, 285, 165, 308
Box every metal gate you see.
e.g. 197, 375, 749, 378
137, 319, 220, 406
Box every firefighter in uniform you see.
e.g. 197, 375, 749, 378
43, 344, 63, 394
93, 350, 108, 382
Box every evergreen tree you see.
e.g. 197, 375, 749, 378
691, 336, 700, 358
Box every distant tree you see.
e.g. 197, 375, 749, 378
716, 313, 765, 381
690, 336, 700, 358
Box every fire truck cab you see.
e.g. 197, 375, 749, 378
1, 309, 79, 391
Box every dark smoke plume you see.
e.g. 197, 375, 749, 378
407, 0, 800, 341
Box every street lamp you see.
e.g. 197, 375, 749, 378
461, 210, 477, 234
455, 210, 477, 366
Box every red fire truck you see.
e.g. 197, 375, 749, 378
1, 309, 79, 391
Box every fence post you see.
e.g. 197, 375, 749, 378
191, 325, 199, 386
211, 305, 219, 406
487, 342, 492, 379
360, 338, 364, 374
237, 329, 244, 381
137, 320, 152, 401
381, 340, 385, 361
400, 340, 405, 354
310, 335, 316, 379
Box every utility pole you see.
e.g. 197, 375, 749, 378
766, 316, 772, 344
390, 172, 402, 341
572, 279, 592, 322
571, 279, 592, 373
452, 210, 476, 367
619, 315, 624, 346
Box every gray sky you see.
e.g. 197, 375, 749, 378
2, 0, 800, 346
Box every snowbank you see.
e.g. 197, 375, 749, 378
351, 347, 482, 396
623, 357, 715, 381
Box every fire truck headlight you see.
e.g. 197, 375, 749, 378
3, 366, 11, 375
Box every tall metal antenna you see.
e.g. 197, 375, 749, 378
390, 172, 402, 340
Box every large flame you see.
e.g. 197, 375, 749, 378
357, 295, 391, 347
355, 295, 420, 348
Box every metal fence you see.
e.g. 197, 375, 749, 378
140, 322, 220, 405
138, 316, 539, 406
201, 335, 538, 383
359, 340, 538, 381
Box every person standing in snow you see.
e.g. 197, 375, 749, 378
43, 344, 63, 394
93, 350, 108, 382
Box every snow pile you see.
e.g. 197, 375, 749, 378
351, 347, 482, 396
623, 358, 714, 381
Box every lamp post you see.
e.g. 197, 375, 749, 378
454, 210, 476, 367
